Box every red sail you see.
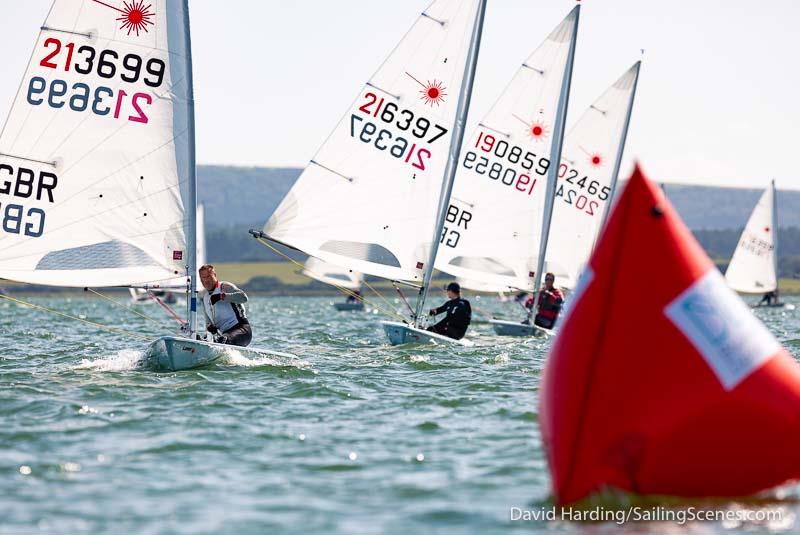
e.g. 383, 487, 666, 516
540, 164, 800, 506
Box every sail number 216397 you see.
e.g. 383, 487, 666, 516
348, 92, 450, 172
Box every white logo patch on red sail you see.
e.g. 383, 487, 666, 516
665, 269, 780, 390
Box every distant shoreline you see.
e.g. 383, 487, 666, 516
3, 261, 799, 297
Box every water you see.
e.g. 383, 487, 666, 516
2, 294, 799, 534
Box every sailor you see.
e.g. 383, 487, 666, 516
528, 272, 563, 330
199, 264, 252, 347
758, 290, 778, 306
346, 290, 362, 304
427, 281, 472, 340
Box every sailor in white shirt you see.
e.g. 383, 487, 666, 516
199, 264, 252, 347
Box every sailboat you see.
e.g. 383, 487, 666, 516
434, 9, 579, 293
253, 0, 487, 346
545, 63, 640, 288
431, 9, 583, 338
725, 181, 791, 308
0, 0, 294, 371
490, 61, 640, 337
302, 257, 365, 311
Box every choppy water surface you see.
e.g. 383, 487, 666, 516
2, 294, 799, 534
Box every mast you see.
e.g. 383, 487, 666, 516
599, 61, 641, 230
182, 0, 198, 338
528, 4, 580, 319
772, 179, 779, 295
413, 0, 487, 327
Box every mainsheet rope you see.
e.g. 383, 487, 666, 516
0, 293, 154, 342
83, 287, 164, 325
84, 287, 186, 326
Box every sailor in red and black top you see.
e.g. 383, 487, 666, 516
526, 272, 563, 330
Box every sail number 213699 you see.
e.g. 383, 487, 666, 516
25, 37, 162, 125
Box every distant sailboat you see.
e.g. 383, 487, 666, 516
0, 0, 294, 370
253, 0, 487, 346
725, 181, 791, 308
302, 257, 365, 311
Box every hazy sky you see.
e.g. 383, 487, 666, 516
1, 1, 798, 189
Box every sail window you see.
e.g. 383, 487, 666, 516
319, 241, 401, 268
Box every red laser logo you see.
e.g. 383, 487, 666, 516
513, 114, 549, 142
405, 72, 447, 107
578, 145, 603, 168
92, 0, 155, 36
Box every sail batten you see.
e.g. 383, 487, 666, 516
303, 257, 363, 291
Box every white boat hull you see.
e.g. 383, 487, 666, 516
489, 319, 555, 338
381, 321, 474, 347
147, 336, 297, 372
333, 302, 365, 311
753, 303, 796, 310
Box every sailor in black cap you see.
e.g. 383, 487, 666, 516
427, 281, 472, 340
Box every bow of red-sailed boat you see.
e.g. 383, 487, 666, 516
540, 164, 800, 506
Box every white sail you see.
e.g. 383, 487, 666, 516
455, 276, 510, 294
0, 0, 192, 288
433, 9, 579, 292
545, 62, 640, 289
725, 183, 778, 294
303, 257, 363, 291
262, 0, 482, 283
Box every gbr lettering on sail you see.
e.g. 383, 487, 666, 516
0, 166, 56, 237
